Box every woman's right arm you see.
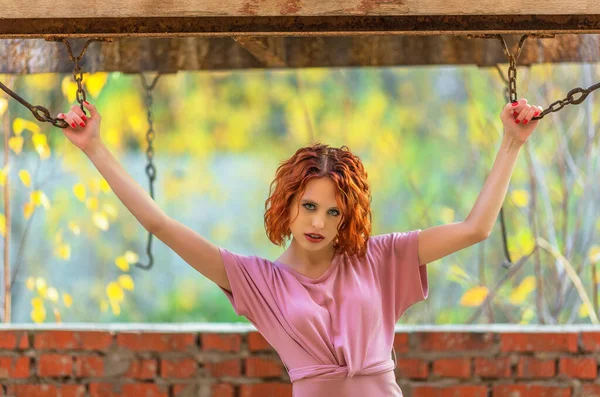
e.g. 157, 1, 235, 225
59, 103, 232, 292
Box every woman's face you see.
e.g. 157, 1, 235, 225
288, 177, 343, 252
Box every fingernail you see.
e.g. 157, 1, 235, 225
515, 119, 520, 124
534, 112, 539, 117
512, 102, 519, 106
58, 113, 63, 118
71, 123, 76, 128
513, 111, 518, 117
84, 101, 89, 105
82, 115, 87, 121
523, 120, 529, 124
79, 122, 85, 127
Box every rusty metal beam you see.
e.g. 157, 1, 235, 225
1, 35, 599, 74
2, 16, 600, 39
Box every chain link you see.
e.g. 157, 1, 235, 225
134, 73, 162, 271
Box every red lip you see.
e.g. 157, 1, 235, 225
305, 233, 324, 238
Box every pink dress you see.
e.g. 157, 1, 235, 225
218, 229, 429, 397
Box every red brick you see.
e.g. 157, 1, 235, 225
38, 354, 72, 377
160, 358, 197, 378
559, 357, 597, 379
74, 355, 104, 377
500, 333, 578, 353
201, 333, 241, 352
433, 358, 471, 379
413, 385, 489, 397
396, 358, 429, 379
516, 357, 556, 378
205, 358, 242, 377
415, 332, 495, 352
474, 357, 511, 378
173, 383, 235, 397
7, 384, 85, 397
89, 383, 168, 397
394, 333, 411, 354
582, 384, 600, 397
116, 333, 195, 352
248, 332, 273, 352
581, 332, 600, 352
492, 384, 571, 397
240, 383, 292, 397
0, 331, 29, 349
0, 356, 29, 378
245, 356, 284, 377
125, 359, 157, 379
34, 331, 113, 351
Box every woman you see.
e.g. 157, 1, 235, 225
58, 97, 543, 396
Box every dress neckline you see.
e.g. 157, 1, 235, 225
273, 253, 342, 284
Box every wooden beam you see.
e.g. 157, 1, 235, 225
2, 15, 600, 38
2, 35, 599, 73
2, 0, 599, 18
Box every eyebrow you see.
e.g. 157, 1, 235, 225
300, 199, 339, 210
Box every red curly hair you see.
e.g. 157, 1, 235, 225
264, 142, 373, 259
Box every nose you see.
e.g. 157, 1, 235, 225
312, 214, 325, 230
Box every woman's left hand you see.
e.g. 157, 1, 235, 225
500, 98, 543, 144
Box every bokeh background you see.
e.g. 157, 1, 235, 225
0, 63, 598, 325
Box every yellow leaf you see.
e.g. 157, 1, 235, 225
31, 306, 46, 323
0, 214, 5, 237
0, 98, 7, 117
106, 282, 124, 302
62, 293, 73, 308
118, 275, 134, 291
35, 278, 48, 298
92, 212, 109, 231
114, 256, 130, 272
511, 189, 530, 208
68, 222, 81, 236
31, 297, 44, 308
519, 307, 535, 324
55, 243, 71, 260
439, 207, 456, 224
509, 276, 536, 305
19, 170, 31, 187
53, 308, 62, 323
447, 264, 471, 286
47, 287, 59, 302
460, 286, 489, 307
32, 133, 47, 147
61, 77, 78, 103
110, 300, 121, 316
26, 277, 35, 290
88, 178, 100, 196
100, 178, 111, 193
12, 118, 40, 135
31, 191, 51, 209
589, 246, 600, 264
23, 202, 35, 220
0, 167, 8, 187
100, 299, 109, 313
124, 250, 139, 264
36, 143, 51, 160
86, 197, 98, 211
579, 302, 589, 318
73, 183, 86, 202
9, 136, 24, 154
85, 73, 108, 98
103, 203, 118, 218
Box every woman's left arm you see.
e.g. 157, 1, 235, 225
416, 98, 543, 265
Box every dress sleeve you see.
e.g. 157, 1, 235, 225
217, 246, 273, 323
370, 229, 429, 322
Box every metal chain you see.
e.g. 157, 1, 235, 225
0, 38, 111, 129
470, 34, 600, 120
134, 73, 162, 271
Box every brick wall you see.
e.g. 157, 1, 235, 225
1, 324, 600, 397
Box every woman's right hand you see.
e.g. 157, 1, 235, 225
58, 101, 102, 154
